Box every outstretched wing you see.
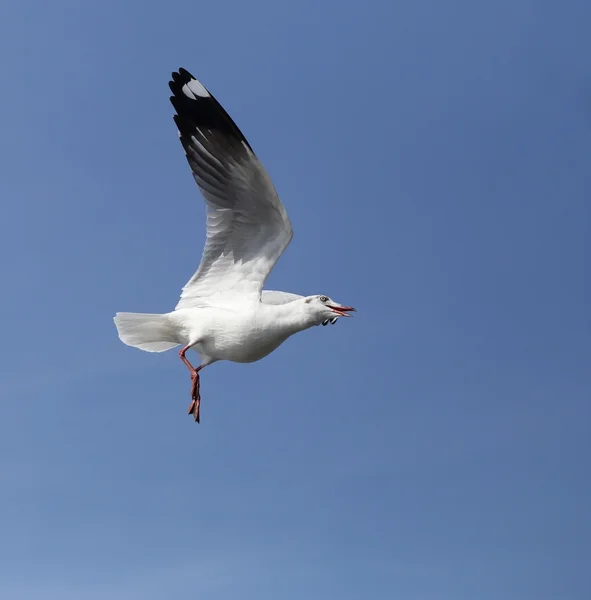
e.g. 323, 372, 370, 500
169, 68, 293, 309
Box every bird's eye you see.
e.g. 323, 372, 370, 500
319, 296, 329, 302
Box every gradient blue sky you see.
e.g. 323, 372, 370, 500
1, 1, 590, 598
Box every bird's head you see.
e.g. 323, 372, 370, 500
304, 295, 356, 326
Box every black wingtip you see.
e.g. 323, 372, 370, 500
168, 67, 254, 153
171, 67, 194, 83
178, 67, 194, 79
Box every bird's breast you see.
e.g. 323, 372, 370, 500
199, 311, 291, 363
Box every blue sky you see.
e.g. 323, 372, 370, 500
1, 0, 590, 598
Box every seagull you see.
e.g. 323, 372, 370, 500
114, 68, 356, 422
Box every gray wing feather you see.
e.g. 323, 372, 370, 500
261, 291, 304, 305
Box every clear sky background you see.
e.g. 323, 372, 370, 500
1, 1, 590, 598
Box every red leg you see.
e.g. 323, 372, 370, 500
179, 344, 197, 372
179, 345, 203, 423
187, 371, 202, 423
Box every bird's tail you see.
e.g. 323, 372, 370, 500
113, 312, 180, 352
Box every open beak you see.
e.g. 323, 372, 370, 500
327, 305, 357, 317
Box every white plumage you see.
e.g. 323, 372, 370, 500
114, 68, 355, 422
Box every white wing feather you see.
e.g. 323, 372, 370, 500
169, 69, 293, 309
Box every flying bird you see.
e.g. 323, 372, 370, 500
114, 68, 356, 422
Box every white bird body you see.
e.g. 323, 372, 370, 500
170, 299, 318, 364
114, 68, 355, 422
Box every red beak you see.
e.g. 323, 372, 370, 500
327, 305, 357, 317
